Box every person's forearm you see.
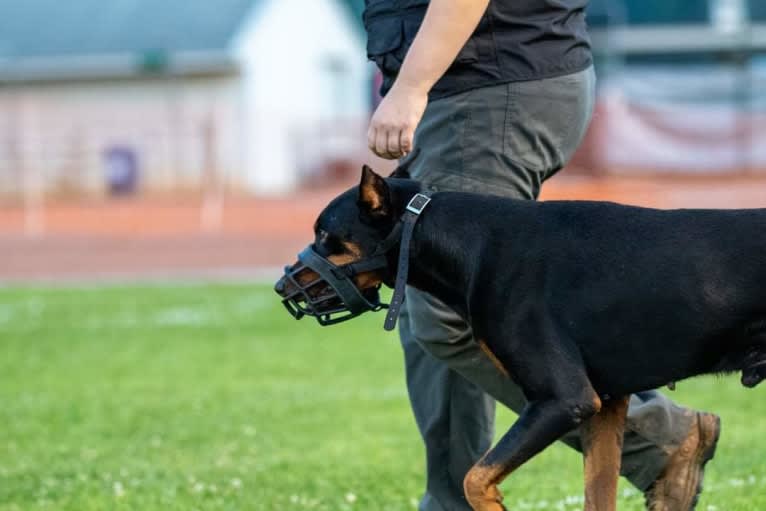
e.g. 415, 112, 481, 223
395, 0, 490, 94
367, 0, 489, 159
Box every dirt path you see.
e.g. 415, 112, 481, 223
2, 175, 765, 283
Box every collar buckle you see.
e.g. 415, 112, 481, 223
406, 193, 431, 215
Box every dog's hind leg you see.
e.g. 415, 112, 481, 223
463, 386, 602, 511
581, 395, 629, 511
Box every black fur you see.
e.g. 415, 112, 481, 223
313, 172, 766, 397
285, 168, 766, 395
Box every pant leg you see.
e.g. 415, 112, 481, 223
399, 74, 543, 511
399, 304, 495, 511
400, 66, 695, 511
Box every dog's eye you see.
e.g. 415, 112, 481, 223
315, 230, 344, 255
326, 237, 344, 254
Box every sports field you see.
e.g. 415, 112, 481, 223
1, 284, 765, 511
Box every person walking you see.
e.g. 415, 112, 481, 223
363, 1, 721, 510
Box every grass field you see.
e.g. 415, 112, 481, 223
1, 284, 765, 511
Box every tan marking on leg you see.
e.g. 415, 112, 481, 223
464, 463, 508, 511
581, 395, 629, 511
477, 339, 511, 379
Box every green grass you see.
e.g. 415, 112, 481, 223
0, 285, 765, 511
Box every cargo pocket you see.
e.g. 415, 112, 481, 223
365, 16, 406, 77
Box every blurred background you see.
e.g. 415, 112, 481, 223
1, 0, 765, 281
3, 2, 766, 511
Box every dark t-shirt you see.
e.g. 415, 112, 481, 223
364, 0, 592, 99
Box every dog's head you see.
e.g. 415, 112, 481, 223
274, 160, 420, 325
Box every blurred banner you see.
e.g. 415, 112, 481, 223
576, 62, 766, 173
571, 0, 766, 174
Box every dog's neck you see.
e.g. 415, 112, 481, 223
389, 189, 479, 318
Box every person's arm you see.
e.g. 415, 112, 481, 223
368, 0, 490, 160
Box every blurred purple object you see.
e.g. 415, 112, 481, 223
104, 147, 139, 196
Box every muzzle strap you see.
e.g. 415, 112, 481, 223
383, 192, 432, 331
298, 247, 375, 315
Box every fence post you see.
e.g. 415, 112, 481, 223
18, 93, 45, 237
200, 109, 224, 233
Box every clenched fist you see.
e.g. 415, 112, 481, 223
367, 83, 428, 160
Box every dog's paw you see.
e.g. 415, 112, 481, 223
464, 479, 507, 511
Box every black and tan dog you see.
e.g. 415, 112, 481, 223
275, 164, 766, 511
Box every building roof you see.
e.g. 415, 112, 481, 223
0, 0, 270, 81
0, 0, 365, 82
0, 0, 262, 59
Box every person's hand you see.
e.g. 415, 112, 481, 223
367, 83, 428, 160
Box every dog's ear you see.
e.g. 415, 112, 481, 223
388, 147, 421, 179
358, 165, 391, 219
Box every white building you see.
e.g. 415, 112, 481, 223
0, 0, 371, 196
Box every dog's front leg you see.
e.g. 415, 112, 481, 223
581, 396, 629, 511
463, 391, 602, 511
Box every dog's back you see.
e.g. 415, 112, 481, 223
432, 193, 766, 395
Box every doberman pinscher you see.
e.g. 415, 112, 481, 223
275, 162, 766, 511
